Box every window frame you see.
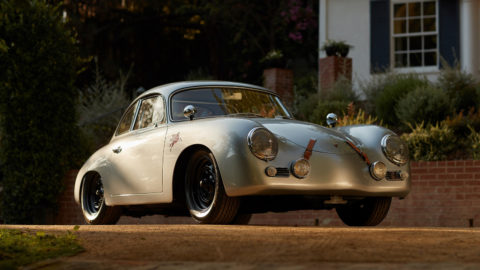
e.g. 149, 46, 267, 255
169, 87, 292, 122
115, 100, 140, 136
390, 0, 439, 73
114, 94, 166, 137
132, 94, 166, 131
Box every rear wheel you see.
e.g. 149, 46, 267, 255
336, 197, 391, 226
185, 150, 240, 224
81, 173, 121, 225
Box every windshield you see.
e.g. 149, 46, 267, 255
171, 88, 292, 121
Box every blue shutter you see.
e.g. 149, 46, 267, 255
438, 0, 460, 68
370, 0, 390, 73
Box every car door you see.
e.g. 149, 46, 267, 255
107, 95, 167, 196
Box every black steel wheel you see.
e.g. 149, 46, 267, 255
81, 173, 121, 225
185, 150, 240, 224
336, 197, 391, 226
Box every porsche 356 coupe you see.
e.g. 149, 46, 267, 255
74, 81, 410, 226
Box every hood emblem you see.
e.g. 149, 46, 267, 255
303, 139, 317, 160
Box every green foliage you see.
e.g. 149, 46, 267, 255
360, 73, 398, 115
437, 63, 478, 113
63, 0, 318, 87
295, 75, 359, 126
395, 85, 451, 128
260, 49, 285, 68
401, 122, 457, 161
0, 229, 83, 269
468, 126, 480, 160
0, 1, 82, 223
320, 40, 353, 57
445, 109, 480, 137
310, 100, 351, 125
184, 67, 214, 81
337, 103, 382, 127
293, 71, 317, 118
77, 63, 132, 151
375, 74, 429, 126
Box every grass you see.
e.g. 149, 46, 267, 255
0, 226, 84, 269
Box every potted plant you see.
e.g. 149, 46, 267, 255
321, 40, 353, 57
260, 49, 286, 69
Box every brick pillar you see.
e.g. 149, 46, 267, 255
263, 68, 294, 109
319, 56, 352, 95
54, 169, 86, 225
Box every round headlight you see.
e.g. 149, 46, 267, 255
381, 134, 409, 165
370, 161, 387, 180
291, 159, 310, 178
247, 127, 278, 161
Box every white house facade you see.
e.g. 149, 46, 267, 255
318, 0, 480, 91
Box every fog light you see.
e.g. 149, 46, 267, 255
265, 166, 277, 177
291, 159, 310, 179
400, 171, 409, 180
370, 161, 387, 180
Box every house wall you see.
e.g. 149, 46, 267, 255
319, 0, 371, 95
319, 0, 480, 96
56, 161, 480, 227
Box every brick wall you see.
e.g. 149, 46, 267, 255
319, 56, 352, 92
263, 68, 294, 109
57, 161, 480, 227
54, 170, 86, 225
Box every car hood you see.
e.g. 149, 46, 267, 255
253, 119, 360, 154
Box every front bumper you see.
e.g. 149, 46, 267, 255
222, 150, 411, 198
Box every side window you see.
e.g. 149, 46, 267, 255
116, 103, 137, 135
133, 95, 165, 130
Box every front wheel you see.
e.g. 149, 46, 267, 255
336, 197, 391, 226
185, 150, 240, 224
80, 173, 121, 225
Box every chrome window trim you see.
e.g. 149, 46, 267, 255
168, 86, 291, 123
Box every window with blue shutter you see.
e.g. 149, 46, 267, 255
370, 0, 390, 73
370, 0, 459, 73
438, 0, 460, 68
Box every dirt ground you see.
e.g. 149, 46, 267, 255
3, 225, 480, 270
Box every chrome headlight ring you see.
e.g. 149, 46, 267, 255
381, 134, 409, 166
247, 127, 278, 161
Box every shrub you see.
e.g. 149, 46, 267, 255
77, 62, 131, 151
444, 109, 480, 137
293, 71, 318, 119
468, 126, 480, 160
395, 85, 451, 128
360, 72, 399, 115
401, 122, 457, 161
337, 103, 381, 126
296, 76, 358, 125
374, 74, 429, 126
0, 1, 82, 223
309, 100, 351, 125
324, 77, 358, 102
437, 64, 478, 113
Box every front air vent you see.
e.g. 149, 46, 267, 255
386, 171, 402, 181
275, 168, 290, 177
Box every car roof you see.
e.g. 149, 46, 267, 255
137, 81, 273, 99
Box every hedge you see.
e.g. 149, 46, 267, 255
0, 1, 83, 223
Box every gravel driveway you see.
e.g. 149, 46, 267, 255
3, 225, 480, 270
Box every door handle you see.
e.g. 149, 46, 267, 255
112, 146, 122, 154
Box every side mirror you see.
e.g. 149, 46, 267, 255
183, 105, 197, 120
326, 113, 338, 128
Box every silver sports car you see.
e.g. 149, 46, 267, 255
74, 81, 410, 226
